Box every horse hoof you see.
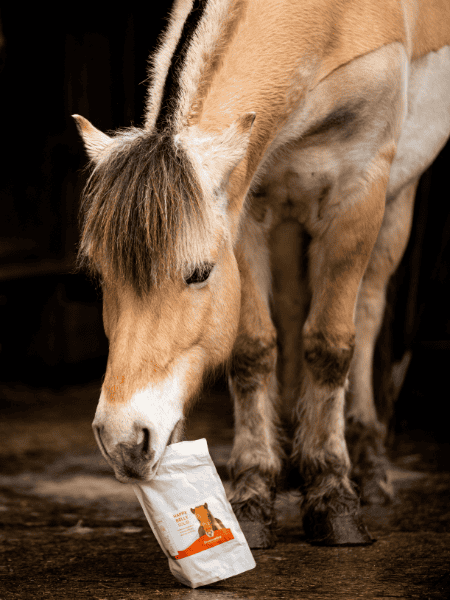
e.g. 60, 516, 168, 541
360, 474, 394, 505
238, 519, 276, 549
231, 491, 277, 549
303, 509, 375, 546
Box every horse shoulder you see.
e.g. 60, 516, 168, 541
401, 0, 450, 60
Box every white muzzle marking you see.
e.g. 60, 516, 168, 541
92, 367, 186, 481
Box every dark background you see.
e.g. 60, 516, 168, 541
0, 4, 449, 441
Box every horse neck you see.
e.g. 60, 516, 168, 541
180, 0, 411, 199
194, 0, 319, 193
145, 0, 444, 212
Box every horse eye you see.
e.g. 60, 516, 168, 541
185, 263, 214, 285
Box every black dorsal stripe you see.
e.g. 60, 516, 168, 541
155, 0, 209, 132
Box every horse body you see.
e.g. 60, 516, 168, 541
74, 0, 450, 547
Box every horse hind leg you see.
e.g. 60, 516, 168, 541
227, 218, 285, 549
347, 178, 418, 505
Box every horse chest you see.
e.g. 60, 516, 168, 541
252, 44, 450, 235
250, 44, 404, 234
253, 145, 345, 234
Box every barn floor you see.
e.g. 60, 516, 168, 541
0, 379, 449, 600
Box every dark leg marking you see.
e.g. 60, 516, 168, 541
303, 332, 354, 387
231, 336, 277, 394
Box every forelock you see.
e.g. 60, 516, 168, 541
77, 128, 223, 295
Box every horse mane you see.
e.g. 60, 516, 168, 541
146, 0, 245, 130
77, 129, 218, 295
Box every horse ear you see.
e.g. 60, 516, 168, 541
72, 114, 112, 162
181, 112, 256, 190
214, 112, 256, 182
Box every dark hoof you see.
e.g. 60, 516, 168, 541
238, 519, 276, 549
231, 493, 277, 549
303, 509, 375, 546
359, 473, 394, 505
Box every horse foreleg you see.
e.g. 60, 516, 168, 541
228, 219, 285, 549
292, 146, 394, 545
347, 178, 418, 504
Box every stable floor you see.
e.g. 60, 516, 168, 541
0, 380, 449, 600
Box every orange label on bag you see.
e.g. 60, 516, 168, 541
175, 528, 235, 559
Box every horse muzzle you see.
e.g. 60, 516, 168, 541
93, 422, 155, 482
92, 415, 185, 483
92, 379, 186, 482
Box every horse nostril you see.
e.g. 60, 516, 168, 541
125, 427, 151, 462
140, 428, 150, 456
93, 423, 154, 480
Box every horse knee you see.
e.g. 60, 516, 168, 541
230, 334, 277, 393
303, 330, 355, 388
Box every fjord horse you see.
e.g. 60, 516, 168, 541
191, 503, 226, 538
73, 0, 450, 547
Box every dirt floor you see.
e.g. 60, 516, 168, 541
1, 379, 449, 599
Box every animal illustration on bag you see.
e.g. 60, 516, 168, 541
191, 503, 226, 538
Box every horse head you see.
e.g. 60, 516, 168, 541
73, 113, 255, 482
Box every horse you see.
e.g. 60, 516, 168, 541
191, 503, 226, 538
73, 0, 450, 548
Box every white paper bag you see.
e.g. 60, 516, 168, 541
133, 438, 256, 588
